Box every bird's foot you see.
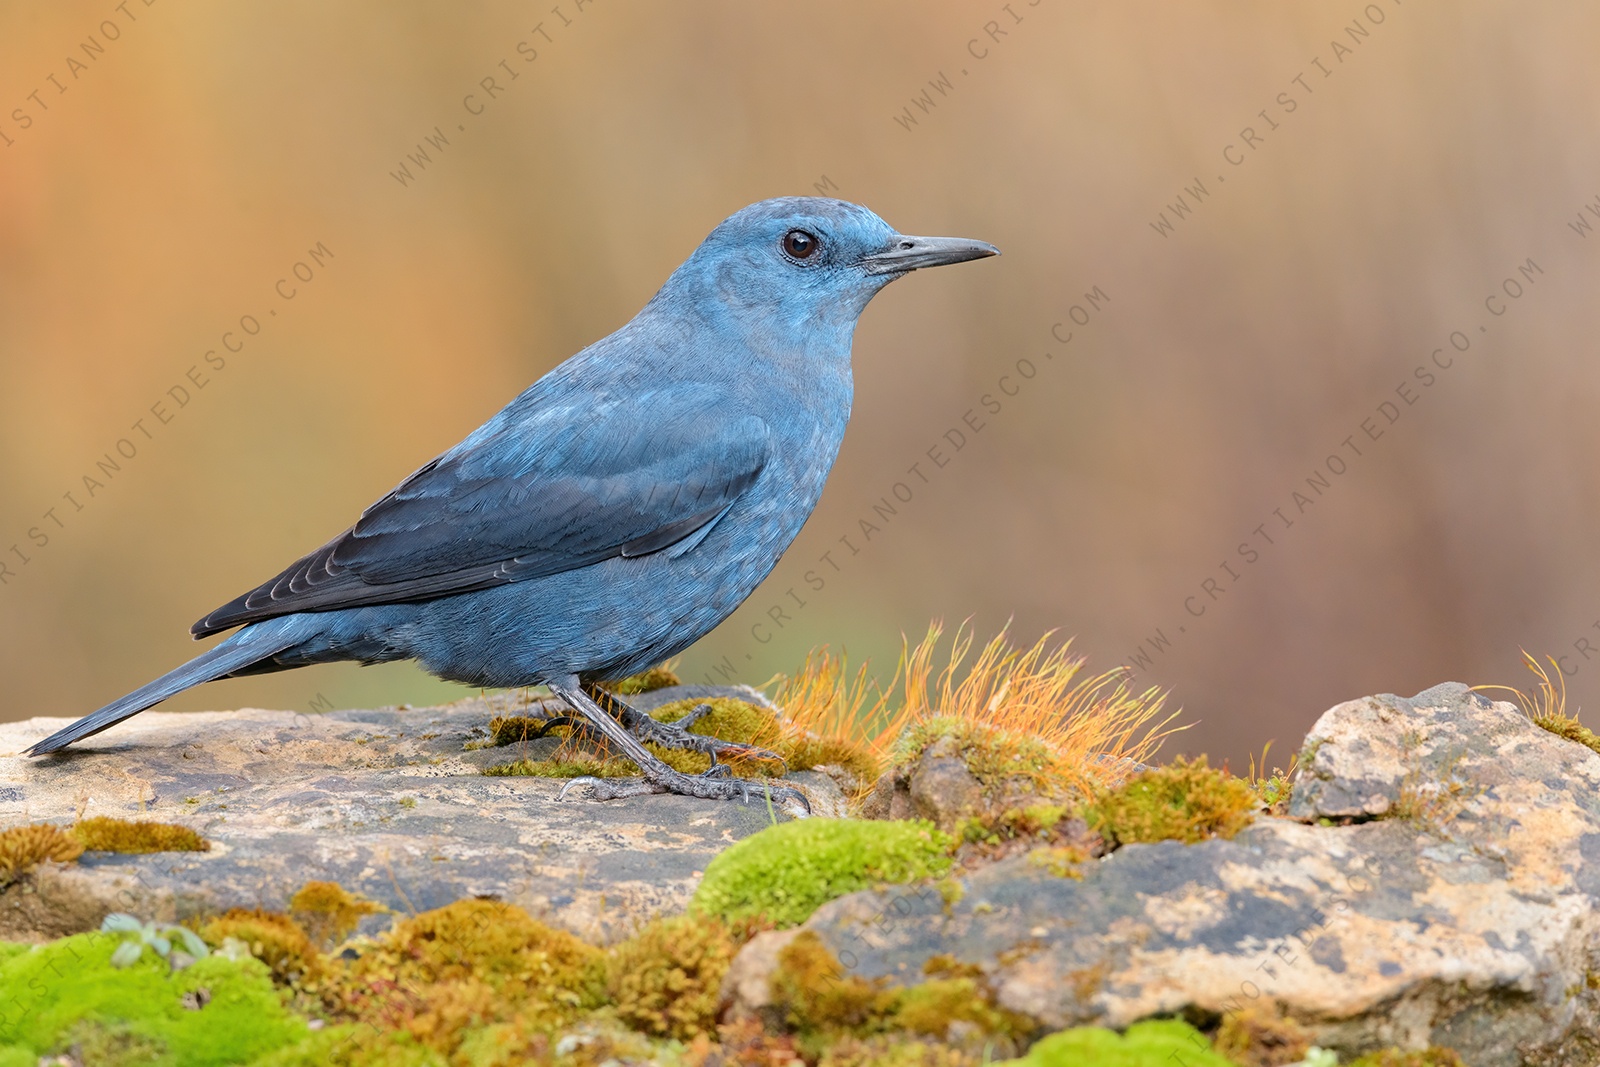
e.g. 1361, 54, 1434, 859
558, 757, 810, 815
621, 702, 790, 773
543, 697, 789, 773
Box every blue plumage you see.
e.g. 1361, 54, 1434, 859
28, 197, 997, 805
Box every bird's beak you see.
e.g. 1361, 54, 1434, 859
862, 234, 1000, 276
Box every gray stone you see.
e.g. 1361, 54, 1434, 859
729, 683, 1600, 1066
0, 686, 830, 944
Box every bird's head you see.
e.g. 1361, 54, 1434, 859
654, 197, 998, 342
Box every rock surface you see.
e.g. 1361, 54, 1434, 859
728, 683, 1600, 1066
0, 686, 831, 945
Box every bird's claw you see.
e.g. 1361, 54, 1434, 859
557, 775, 666, 802
558, 768, 810, 815
625, 706, 790, 772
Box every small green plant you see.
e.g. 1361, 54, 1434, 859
101, 913, 211, 969
693, 819, 953, 928
1247, 742, 1297, 811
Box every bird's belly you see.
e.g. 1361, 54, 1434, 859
404, 460, 827, 687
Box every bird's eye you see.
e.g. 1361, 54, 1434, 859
782, 229, 819, 260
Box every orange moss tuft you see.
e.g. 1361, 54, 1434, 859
873, 622, 1182, 799
1086, 756, 1257, 847
199, 908, 326, 990
288, 880, 385, 949
606, 913, 739, 1041
337, 898, 603, 1054
0, 823, 84, 888
71, 816, 209, 854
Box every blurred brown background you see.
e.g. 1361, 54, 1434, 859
4, 1, 1599, 770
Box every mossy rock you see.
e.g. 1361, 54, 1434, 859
764, 932, 1028, 1059
1001, 1018, 1234, 1066
483, 696, 786, 778
896, 717, 1071, 800
693, 818, 953, 928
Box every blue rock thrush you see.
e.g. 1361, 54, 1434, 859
27, 197, 998, 809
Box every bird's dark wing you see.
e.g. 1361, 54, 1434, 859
192, 397, 770, 637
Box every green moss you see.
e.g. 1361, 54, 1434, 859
958, 803, 1072, 847
1025, 845, 1089, 879
1348, 1049, 1466, 1067
0, 823, 83, 888
72, 816, 209, 854
1085, 756, 1256, 848
771, 931, 897, 1036
288, 881, 385, 950
0, 929, 311, 1065
605, 913, 737, 1040
692, 819, 953, 928
601, 663, 682, 695
650, 696, 780, 742
483, 715, 552, 747
1001, 1019, 1234, 1066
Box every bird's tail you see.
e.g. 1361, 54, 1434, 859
25, 621, 302, 756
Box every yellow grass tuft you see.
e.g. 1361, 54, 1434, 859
870, 621, 1184, 796
1476, 650, 1600, 755
768, 648, 893, 785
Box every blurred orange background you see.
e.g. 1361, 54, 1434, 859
4, 1, 1600, 771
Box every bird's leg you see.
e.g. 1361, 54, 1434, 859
580, 683, 788, 772
547, 678, 809, 814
